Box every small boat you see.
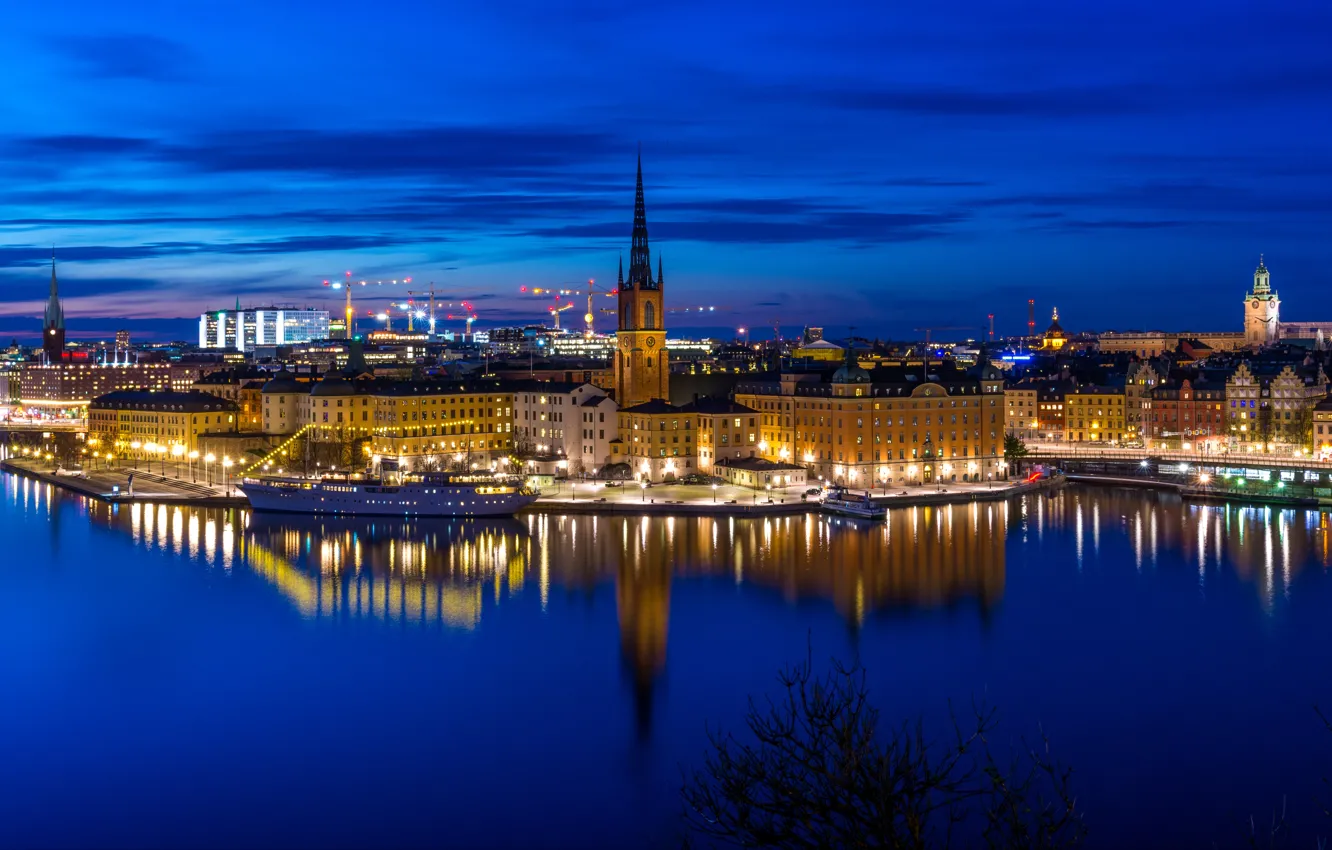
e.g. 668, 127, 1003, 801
820, 485, 887, 520
238, 469, 539, 517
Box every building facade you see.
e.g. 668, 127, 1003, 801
1144, 378, 1226, 449
42, 255, 65, 363
735, 358, 1007, 487
1063, 384, 1132, 444
18, 362, 203, 413
511, 381, 618, 472
1004, 383, 1039, 442
199, 306, 330, 351
88, 390, 238, 460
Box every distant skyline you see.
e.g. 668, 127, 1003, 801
1, 0, 1330, 340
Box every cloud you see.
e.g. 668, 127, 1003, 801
523, 210, 967, 245
814, 83, 1151, 118
0, 235, 429, 268
48, 35, 194, 82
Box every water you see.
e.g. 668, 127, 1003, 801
3, 472, 1332, 849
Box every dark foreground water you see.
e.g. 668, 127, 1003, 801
3, 472, 1332, 849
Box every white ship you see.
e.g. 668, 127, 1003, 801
239, 470, 539, 517
820, 485, 887, 520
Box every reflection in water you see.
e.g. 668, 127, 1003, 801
80, 496, 1011, 730
49, 484, 1332, 729
1020, 487, 1332, 610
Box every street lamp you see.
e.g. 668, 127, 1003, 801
222, 457, 234, 494
188, 450, 199, 482
640, 480, 647, 501
204, 453, 216, 485
171, 444, 185, 478
712, 482, 719, 502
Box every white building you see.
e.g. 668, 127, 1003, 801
511, 381, 618, 474
200, 306, 330, 351
1244, 258, 1281, 346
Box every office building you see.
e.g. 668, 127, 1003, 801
199, 306, 330, 351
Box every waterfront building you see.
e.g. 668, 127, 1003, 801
198, 306, 330, 351
510, 381, 618, 472
1124, 361, 1161, 443
1225, 362, 1327, 449
1004, 382, 1039, 442
88, 390, 237, 461
1144, 377, 1226, 449
193, 367, 271, 432
1063, 384, 1133, 444
734, 350, 1007, 487
611, 395, 759, 482
367, 381, 513, 469
614, 154, 670, 409
259, 370, 313, 436
1313, 398, 1332, 460
1035, 383, 1068, 441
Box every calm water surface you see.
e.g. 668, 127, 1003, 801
3, 471, 1332, 848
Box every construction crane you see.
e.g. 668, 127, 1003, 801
548, 301, 576, 330
666, 305, 727, 314
323, 272, 414, 339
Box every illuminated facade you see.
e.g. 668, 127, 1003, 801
88, 390, 237, 460
17, 362, 203, 410
1042, 308, 1068, 351
1144, 378, 1226, 448
613, 154, 670, 409
1244, 257, 1280, 346
367, 382, 514, 468
198, 306, 330, 351
736, 358, 1007, 486
1063, 384, 1132, 443
511, 381, 618, 473
1004, 383, 1039, 442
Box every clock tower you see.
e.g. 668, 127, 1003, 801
614, 153, 669, 408
1243, 255, 1280, 346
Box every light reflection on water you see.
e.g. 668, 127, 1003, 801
5, 471, 1332, 849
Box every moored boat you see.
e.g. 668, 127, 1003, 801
238, 470, 538, 517
820, 485, 887, 520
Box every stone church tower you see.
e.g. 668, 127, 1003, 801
1244, 255, 1280, 346
614, 153, 670, 408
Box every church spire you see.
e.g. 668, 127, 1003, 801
618, 254, 624, 287
44, 249, 64, 331
626, 148, 654, 290
657, 256, 663, 288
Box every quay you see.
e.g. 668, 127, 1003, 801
0, 458, 247, 506
2, 455, 1064, 515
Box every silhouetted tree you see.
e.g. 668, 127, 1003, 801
681, 653, 1083, 849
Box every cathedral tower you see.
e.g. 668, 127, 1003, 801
614, 152, 669, 407
43, 251, 65, 363
1244, 255, 1280, 346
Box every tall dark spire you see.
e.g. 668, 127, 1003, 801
44, 249, 63, 331
625, 148, 656, 290
618, 255, 624, 287
657, 256, 663, 288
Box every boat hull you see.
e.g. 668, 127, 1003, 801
239, 481, 538, 517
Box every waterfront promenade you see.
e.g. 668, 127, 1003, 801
1, 455, 1054, 514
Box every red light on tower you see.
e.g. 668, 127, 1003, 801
520, 286, 527, 292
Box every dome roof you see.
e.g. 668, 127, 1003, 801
310, 375, 355, 397
831, 362, 870, 383
260, 370, 303, 394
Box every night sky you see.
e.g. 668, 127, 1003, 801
0, 0, 1329, 341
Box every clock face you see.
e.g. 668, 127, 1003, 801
1252, 300, 1260, 308
620, 337, 630, 349
646, 336, 657, 348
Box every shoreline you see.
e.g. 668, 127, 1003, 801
0, 459, 248, 507
1063, 471, 1327, 509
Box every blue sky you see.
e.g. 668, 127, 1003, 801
0, 0, 1329, 341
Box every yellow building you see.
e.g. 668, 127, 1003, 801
1042, 308, 1068, 351
1063, 385, 1132, 443
368, 382, 513, 468
88, 390, 238, 461
792, 339, 846, 361
1314, 398, 1332, 460
1004, 383, 1039, 442
735, 356, 1008, 487
611, 396, 760, 482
